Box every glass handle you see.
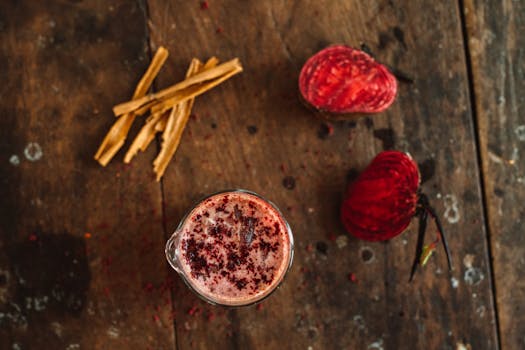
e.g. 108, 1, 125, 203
165, 231, 181, 273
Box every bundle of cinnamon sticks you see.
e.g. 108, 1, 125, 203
94, 46, 243, 181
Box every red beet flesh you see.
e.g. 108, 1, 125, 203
299, 45, 398, 115
341, 151, 419, 241
340, 150, 452, 280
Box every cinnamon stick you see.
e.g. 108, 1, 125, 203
124, 59, 200, 163
112, 58, 242, 116
94, 46, 169, 166
153, 57, 219, 181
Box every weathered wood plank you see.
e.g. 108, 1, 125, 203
147, 1, 497, 349
464, 0, 525, 348
0, 1, 175, 349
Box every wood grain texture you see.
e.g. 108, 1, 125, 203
464, 0, 525, 348
147, 1, 497, 349
0, 1, 175, 349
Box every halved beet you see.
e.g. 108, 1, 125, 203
340, 151, 452, 280
341, 151, 419, 241
299, 45, 397, 117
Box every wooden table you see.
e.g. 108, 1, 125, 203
1, 1, 523, 349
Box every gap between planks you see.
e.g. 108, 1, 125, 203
136, 0, 179, 349
457, 0, 502, 348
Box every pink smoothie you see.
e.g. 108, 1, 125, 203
170, 191, 293, 306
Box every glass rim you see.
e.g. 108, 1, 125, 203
165, 188, 294, 307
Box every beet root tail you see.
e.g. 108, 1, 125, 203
409, 193, 453, 282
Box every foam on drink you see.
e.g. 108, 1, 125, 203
167, 190, 293, 306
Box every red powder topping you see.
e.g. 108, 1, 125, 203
348, 273, 358, 283
176, 191, 291, 305
143, 282, 155, 293
187, 306, 200, 316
